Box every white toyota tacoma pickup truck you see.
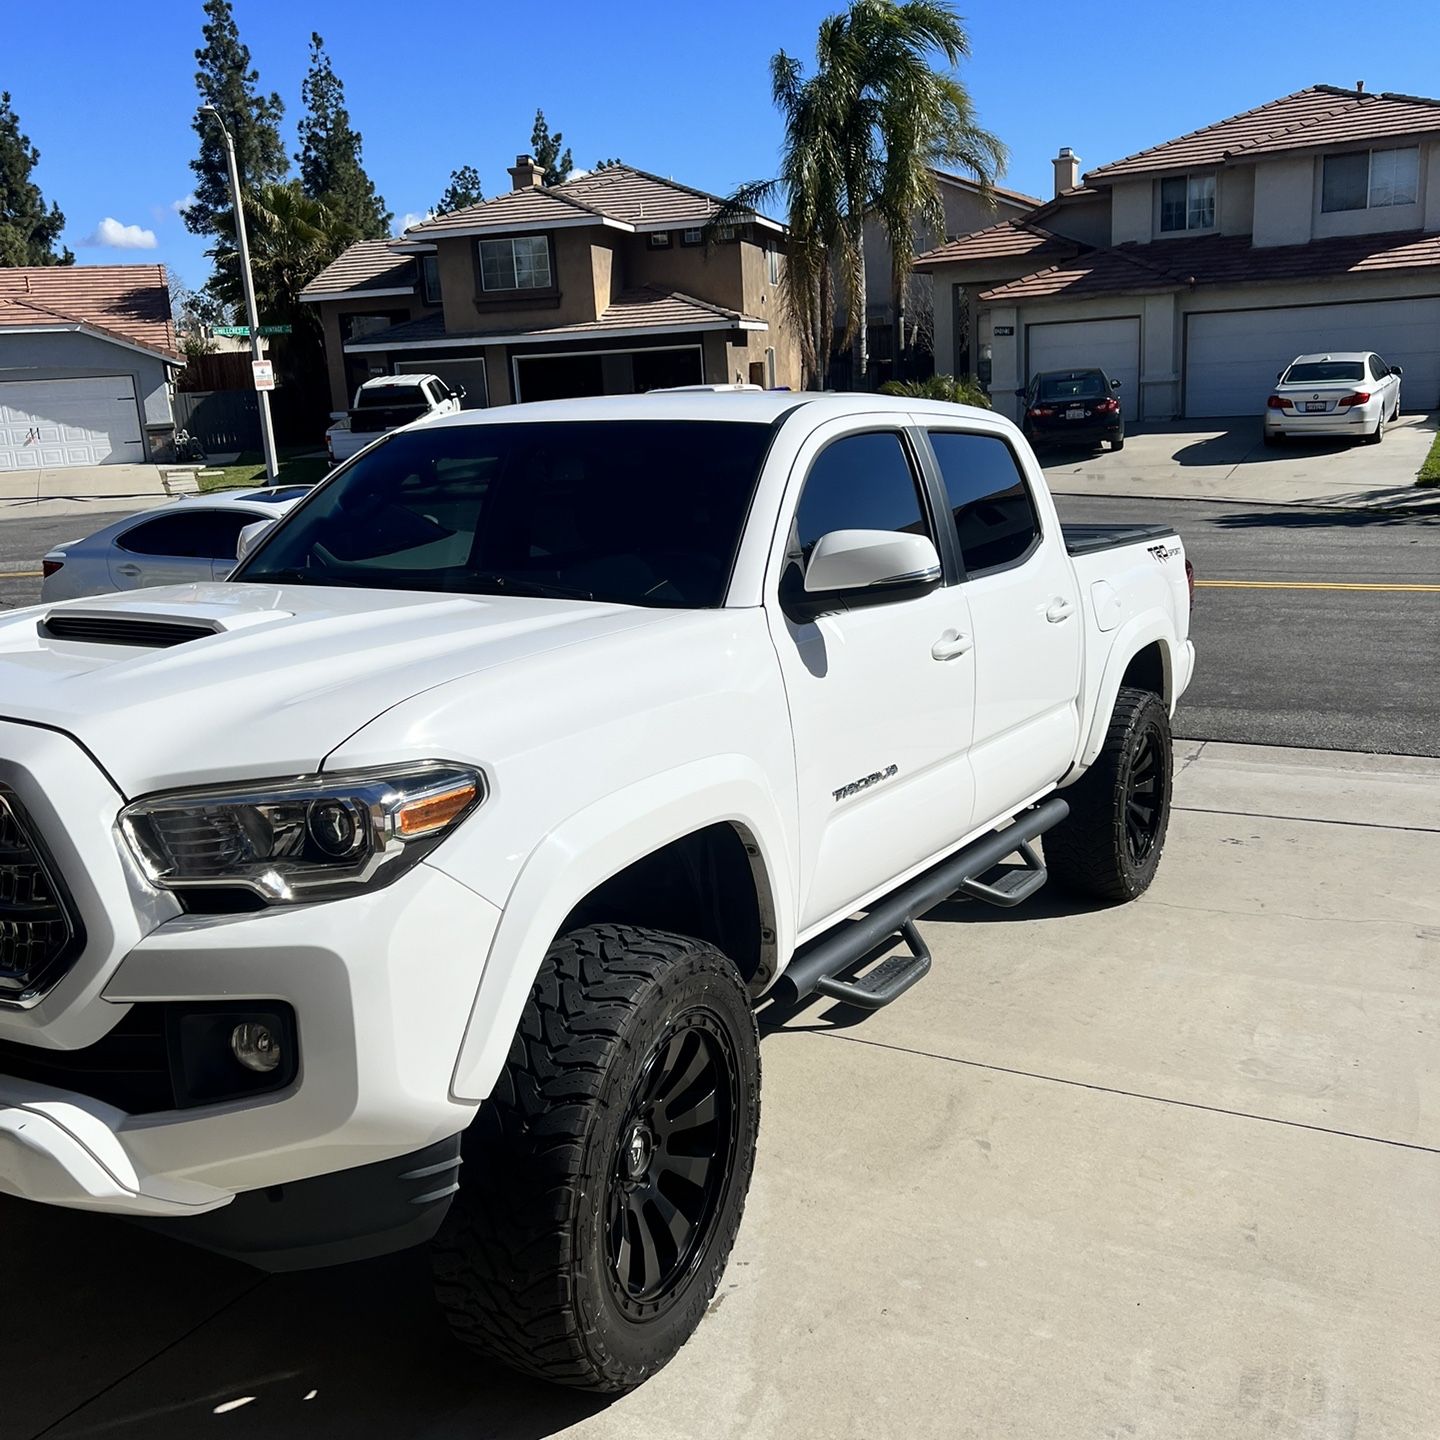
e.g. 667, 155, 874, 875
0, 392, 1193, 1392
325, 372, 463, 463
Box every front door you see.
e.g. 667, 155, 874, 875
765, 421, 977, 935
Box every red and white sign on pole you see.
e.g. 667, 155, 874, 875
251, 360, 276, 391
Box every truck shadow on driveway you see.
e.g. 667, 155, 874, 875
1, 1193, 611, 1440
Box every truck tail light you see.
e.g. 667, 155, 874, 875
1265, 395, 1291, 410
1336, 391, 1371, 407
1185, 558, 1195, 611
41, 559, 63, 578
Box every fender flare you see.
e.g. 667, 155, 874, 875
448, 756, 795, 1103
1070, 620, 1174, 777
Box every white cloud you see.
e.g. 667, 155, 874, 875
398, 210, 432, 233
82, 217, 158, 250
567, 168, 591, 182
171, 194, 196, 215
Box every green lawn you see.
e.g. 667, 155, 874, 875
1419, 430, 1440, 488
197, 450, 331, 493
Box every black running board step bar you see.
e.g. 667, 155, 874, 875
813, 919, 932, 1011
777, 796, 1070, 1008
959, 839, 1047, 908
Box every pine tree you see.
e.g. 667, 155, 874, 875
0, 92, 72, 266
530, 110, 572, 186
184, 0, 288, 238
435, 165, 484, 215
295, 33, 390, 242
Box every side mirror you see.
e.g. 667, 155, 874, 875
1276, 371, 1284, 381
1111, 378, 1122, 389
786, 529, 942, 621
1390, 364, 1404, 377
452, 384, 466, 400
1013, 388, 1027, 398
236, 519, 274, 563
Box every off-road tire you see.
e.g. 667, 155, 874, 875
1045, 686, 1173, 902
431, 924, 760, 1393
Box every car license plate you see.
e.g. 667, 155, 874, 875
1304, 401, 1327, 412
1065, 407, 1085, 420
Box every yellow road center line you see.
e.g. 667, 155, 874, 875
1195, 579, 1440, 592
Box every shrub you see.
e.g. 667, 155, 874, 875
879, 374, 992, 409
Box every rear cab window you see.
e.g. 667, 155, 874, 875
926, 430, 1041, 577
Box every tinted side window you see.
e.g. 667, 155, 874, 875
928, 431, 1040, 576
117, 510, 256, 560
793, 432, 929, 564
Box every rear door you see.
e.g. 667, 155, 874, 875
920, 424, 1083, 824
765, 420, 977, 933
109, 509, 260, 590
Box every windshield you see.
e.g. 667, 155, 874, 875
1283, 361, 1364, 383
1037, 371, 1107, 401
234, 419, 774, 608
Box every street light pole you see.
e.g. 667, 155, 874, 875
199, 104, 279, 484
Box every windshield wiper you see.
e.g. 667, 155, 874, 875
470, 573, 595, 601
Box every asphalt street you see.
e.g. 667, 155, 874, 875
1053, 494, 1440, 756
2, 497, 1438, 754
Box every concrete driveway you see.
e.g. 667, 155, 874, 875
1038, 413, 1438, 507
3, 742, 1437, 1440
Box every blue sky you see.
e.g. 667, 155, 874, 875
9, 0, 1440, 292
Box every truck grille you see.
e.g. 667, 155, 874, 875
0, 788, 82, 1005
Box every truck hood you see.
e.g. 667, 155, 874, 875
0, 582, 665, 796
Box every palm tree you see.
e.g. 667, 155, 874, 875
729, 1, 1006, 390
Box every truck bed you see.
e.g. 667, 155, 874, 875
1062, 522, 1175, 557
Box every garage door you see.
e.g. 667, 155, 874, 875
1185, 299, 1440, 418
1025, 318, 1141, 421
0, 376, 144, 470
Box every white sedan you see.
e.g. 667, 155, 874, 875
41, 486, 311, 601
1263, 351, 1403, 446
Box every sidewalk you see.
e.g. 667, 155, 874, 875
1041, 412, 1440, 511
3, 740, 1435, 1439
0, 463, 172, 520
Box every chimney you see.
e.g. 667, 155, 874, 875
508, 154, 546, 191
1356, 79, 1365, 94
1052, 146, 1081, 198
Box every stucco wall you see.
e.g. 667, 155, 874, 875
1425, 143, 1440, 231
1219, 167, 1255, 235
0, 329, 173, 431
1110, 180, 1152, 245
630, 236, 747, 312
1252, 156, 1314, 246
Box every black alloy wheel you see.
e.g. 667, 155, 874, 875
606, 1017, 740, 1319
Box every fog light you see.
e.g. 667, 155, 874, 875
231, 1021, 282, 1074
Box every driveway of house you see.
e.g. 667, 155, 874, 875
1038, 413, 1438, 507
4, 740, 1436, 1440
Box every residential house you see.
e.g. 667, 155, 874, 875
302, 158, 801, 412
841, 169, 1038, 377
915, 86, 1440, 422
0, 264, 181, 470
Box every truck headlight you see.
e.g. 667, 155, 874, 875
119, 763, 483, 904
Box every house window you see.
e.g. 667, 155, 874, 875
767, 247, 781, 286
648, 231, 672, 248
421, 254, 441, 306
1159, 174, 1215, 232
681, 228, 704, 246
1322, 146, 1419, 212
478, 235, 552, 292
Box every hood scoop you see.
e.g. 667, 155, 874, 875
38, 611, 223, 648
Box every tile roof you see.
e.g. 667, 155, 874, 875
930, 169, 1041, 210
1082, 85, 1436, 181
405, 165, 783, 238
913, 220, 1080, 270
344, 286, 760, 350
1226, 90, 1440, 158
299, 238, 417, 299
0, 264, 178, 358
978, 229, 1440, 303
